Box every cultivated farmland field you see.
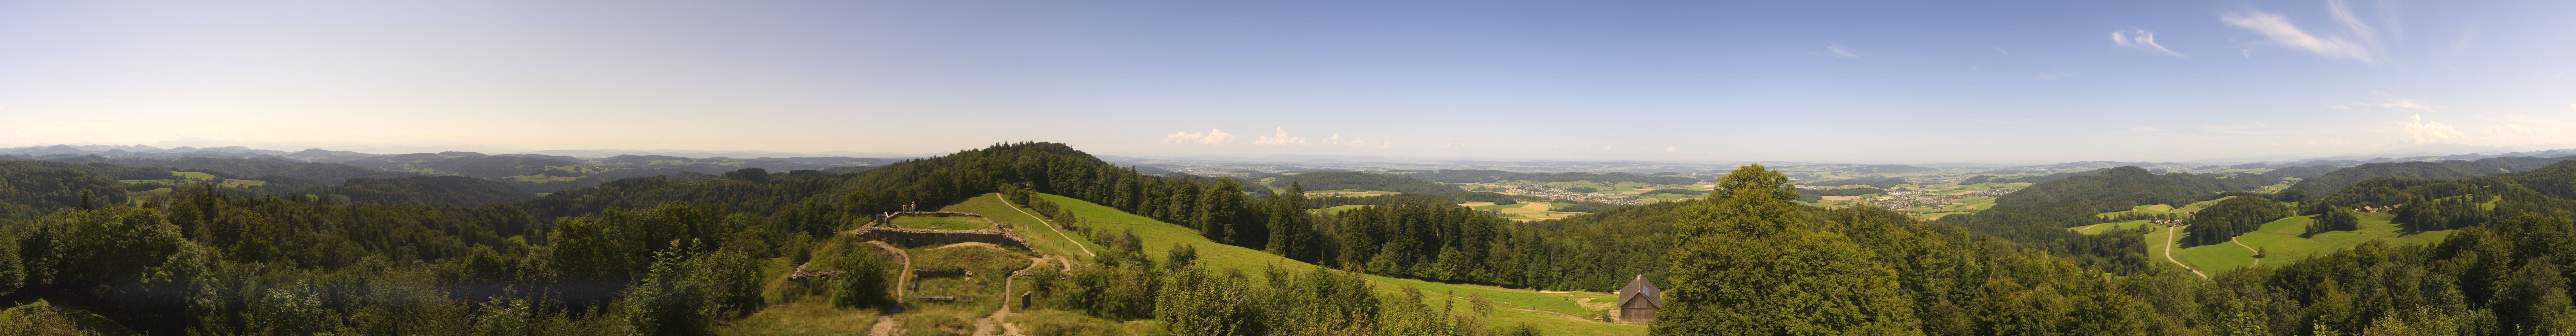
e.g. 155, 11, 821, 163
889, 215, 995, 230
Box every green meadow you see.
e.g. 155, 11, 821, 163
2103, 211, 2454, 276
1028, 193, 1647, 335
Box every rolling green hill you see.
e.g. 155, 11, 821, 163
1026, 192, 1646, 335
2289, 156, 2576, 195
2081, 211, 2454, 276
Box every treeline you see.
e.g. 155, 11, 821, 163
2261, 164, 2341, 179
2303, 208, 2360, 236
1005, 185, 1078, 225
2181, 196, 2293, 246
0, 160, 130, 219
2098, 211, 2183, 223
1315, 203, 1525, 285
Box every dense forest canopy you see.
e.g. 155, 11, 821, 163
2182, 196, 2294, 246
2261, 164, 2342, 179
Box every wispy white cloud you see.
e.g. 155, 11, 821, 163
1814, 42, 1862, 59
2221, 1, 2386, 63
1249, 127, 1308, 146
1319, 134, 1392, 149
1161, 128, 1236, 146
2492, 124, 2536, 139
1956, 117, 2036, 124
2396, 114, 2466, 144
2110, 29, 2189, 58
2364, 92, 2441, 112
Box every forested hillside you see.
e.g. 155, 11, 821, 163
46, 156, 411, 183
13, 142, 2576, 336
307, 176, 539, 207
2290, 155, 2576, 195
1972, 166, 2277, 229
2260, 164, 2341, 179
0, 161, 128, 219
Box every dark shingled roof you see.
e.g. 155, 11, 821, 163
1617, 275, 1662, 308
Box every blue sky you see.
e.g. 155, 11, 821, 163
1, 1, 2570, 163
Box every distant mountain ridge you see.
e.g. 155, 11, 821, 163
0, 145, 907, 194
2288, 155, 2576, 195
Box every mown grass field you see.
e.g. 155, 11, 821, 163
2174, 197, 2236, 213
889, 215, 994, 230
936, 195, 1101, 262
2098, 204, 2177, 217
1029, 193, 1647, 335
2173, 212, 2451, 275
2069, 220, 2153, 235
2114, 211, 2455, 276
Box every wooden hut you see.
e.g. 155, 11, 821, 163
1616, 275, 1662, 322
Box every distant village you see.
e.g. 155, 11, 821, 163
1470, 182, 1683, 206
